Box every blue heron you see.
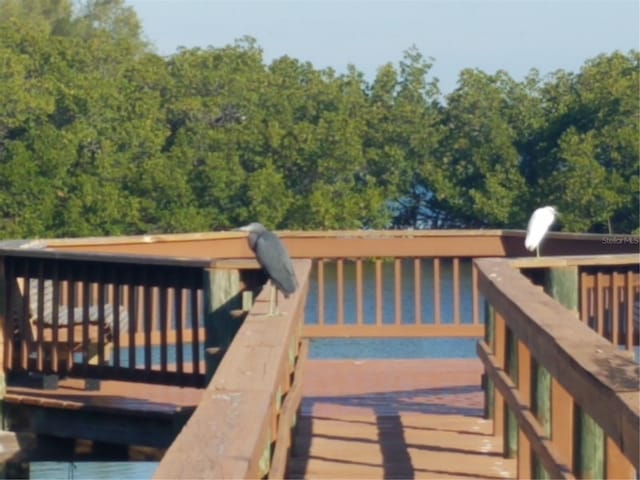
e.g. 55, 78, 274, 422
238, 222, 298, 315
525, 206, 558, 257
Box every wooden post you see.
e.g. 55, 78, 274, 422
484, 301, 495, 420
494, 311, 506, 440
203, 268, 242, 382
517, 340, 532, 479
543, 266, 604, 480
575, 407, 604, 479
505, 326, 518, 458
532, 359, 551, 479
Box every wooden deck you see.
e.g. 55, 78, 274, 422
289, 358, 515, 479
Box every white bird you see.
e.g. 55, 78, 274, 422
525, 206, 558, 257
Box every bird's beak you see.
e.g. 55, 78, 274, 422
235, 225, 250, 232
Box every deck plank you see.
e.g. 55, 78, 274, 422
5, 377, 202, 416
289, 358, 515, 479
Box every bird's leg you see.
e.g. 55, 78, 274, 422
268, 282, 277, 316
536, 245, 540, 258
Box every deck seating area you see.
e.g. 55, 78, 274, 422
0, 230, 636, 479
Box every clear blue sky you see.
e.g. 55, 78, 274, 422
127, 0, 639, 95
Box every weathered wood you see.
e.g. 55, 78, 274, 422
511, 254, 640, 269
270, 339, 309, 479
546, 264, 613, 479
42, 229, 640, 259
203, 268, 242, 382
551, 378, 574, 475
517, 340, 532, 479
484, 301, 495, 421
544, 266, 578, 312
302, 324, 484, 338
575, 406, 604, 479
494, 311, 506, 442
606, 435, 636, 479
533, 359, 552, 479
506, 327, 518, 459
477, 341, 575, 479
475, 257, 640, 469
153, 260, 311, 480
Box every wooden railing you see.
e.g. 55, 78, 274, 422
476, 255, 639, 479
304, 257, 484, 338
513, 255, 639, 351
153, 259, 311, 479
0, 248, 211, 387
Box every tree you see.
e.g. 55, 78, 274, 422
430, 69, 527, 227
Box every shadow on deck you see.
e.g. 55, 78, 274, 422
288, 358, 514, 479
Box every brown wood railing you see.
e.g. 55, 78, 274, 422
513, 255, 639, 351
0, 248, 211, 387
477, 256, 639, 479
304, 257, 484, 338
153, 259, 311, 479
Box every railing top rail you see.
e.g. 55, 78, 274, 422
474, 257, 639, 466
34, 229, 639, 248
0, 247, 213, 269
509, 253, 640, 269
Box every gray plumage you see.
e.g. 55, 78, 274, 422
239, 222, 298, 296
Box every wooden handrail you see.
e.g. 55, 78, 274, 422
510, 253, 639, 269
153, 259, 311, 479
476, 256, 639, 477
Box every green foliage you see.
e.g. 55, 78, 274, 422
0, 0, 637, 238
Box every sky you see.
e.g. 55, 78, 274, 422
126, 0, 639, 95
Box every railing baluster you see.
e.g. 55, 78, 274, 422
355, 259, 363, 325
375, 259, 382, 325
433, 258, 441, 325
611, 272, 619, 346
175, 285, 184, 380
51, 262, 60, 373
453, 257, 460, 325
66, 266, 75, 370
97, 266, 106, 367
517, 339, 532, 478
143, 270, 152, 374
317, 260, 325, 326
191, 279, 201, 378
20, 261, 30, 370
112, 267, 121, 371
394, 258, 401, 325
4, 258, 14, 371
414, 258, 421, 325
127, 278, 136, 371
625, 271, 633, 351
36, 265, 45, 373
81, 275, 90, 375
580, 271, 589, 325
595, 272, 604, 335
472, 261, 479, 324
336, 259, 344, 325
159, 272, 168, 376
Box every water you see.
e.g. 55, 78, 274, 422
31, 462, 158, 480
305, 258, 483, 360
305, 258, 479, 326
